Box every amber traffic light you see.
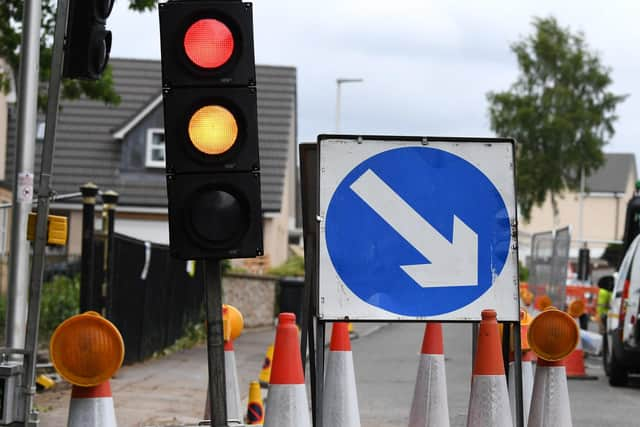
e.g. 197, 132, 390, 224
159, 0, 262, 260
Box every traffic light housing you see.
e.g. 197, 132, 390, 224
63, 0, 114, 80
159, 1, 263, 260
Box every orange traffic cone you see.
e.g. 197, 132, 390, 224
408, 322, 449, 427
322, 322, 361, 427
466, 309, 512, 427
246, 381, 264, 425
527, 359, 572, 427
263, 313, 311, 427
259, 344, 274, 387
67, 381, 117, 427
564, 301, 597, 380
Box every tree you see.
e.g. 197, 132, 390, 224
0, 0, 158, 109
487, 16, 627, 221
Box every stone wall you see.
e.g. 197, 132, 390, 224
222, 273, 278, 328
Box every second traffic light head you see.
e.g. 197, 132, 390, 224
63, 0, 114, 80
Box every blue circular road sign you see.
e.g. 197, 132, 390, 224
325, 146, 511, 316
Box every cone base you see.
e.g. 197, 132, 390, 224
528, 365, 572, 427
409, 354, 449, 427
467, 375, 512, 427
67, 396, 117, 427
263, 384, 311, 427
322, 350, 361, 427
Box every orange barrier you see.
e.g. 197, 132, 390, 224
565, 285, 600, 316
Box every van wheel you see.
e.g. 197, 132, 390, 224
608, 342, 628, 387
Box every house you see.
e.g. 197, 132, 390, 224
518, 152, 638, 258
2, 58, 298, 270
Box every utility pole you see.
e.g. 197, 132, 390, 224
5, 0, 41, 353
335, 78, 363, 132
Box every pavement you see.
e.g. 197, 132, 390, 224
34, 323, 386, 427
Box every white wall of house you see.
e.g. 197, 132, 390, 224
519, 171, 637, 257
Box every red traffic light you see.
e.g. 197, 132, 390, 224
184, 19, 235, 69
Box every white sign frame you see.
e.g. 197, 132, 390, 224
317, 135, 520, 322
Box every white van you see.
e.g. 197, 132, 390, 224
604, 234, 640, 386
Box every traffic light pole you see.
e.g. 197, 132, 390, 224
22, 0, 70, 423
204, 260, 228, 426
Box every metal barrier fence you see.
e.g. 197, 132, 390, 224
102, 233, 204, 364
528, 226, 571, 308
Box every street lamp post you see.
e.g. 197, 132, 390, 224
336, 78, 363, 132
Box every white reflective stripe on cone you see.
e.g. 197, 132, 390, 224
508, 360, 534, 427
467, 375, 512, 427
322, 350, 361, 427
409, 354, 449, 427
263, 384, 311, 427
527, 365, 572, 427
68, 397, 117, 427
225, 349, 243, 424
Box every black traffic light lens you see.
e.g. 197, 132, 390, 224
183, 19, 235, 69
189, 189, 249, 244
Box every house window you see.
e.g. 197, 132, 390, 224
146, 128, 166, 168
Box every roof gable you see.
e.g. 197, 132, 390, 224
586, 153, 637, 193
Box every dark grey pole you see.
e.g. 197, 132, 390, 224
204, 259, 227, 426
22, 0, 69, 422
79, 182, 98, 312
101, 191, 118, 317
5, 0, 41, 356
513, 321, 525, 427
315, 319, 325, 427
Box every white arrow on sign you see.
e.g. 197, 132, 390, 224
350, 169, 478, 287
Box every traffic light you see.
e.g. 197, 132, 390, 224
63, 0, 114, 79
159, 0, 263, 260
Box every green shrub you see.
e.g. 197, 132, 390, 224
39, 275, 80, 338
267, 255, 304, 277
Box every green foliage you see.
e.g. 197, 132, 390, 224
39, 274, 80, 338
487, 16, 627, 221
268, 255, 305, 277
0, 0, 158, 109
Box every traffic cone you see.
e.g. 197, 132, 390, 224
508, 310, 535, 426
322, 322, 361, 427
67, 381, 117, 427
564, 304, 597, 380
259, 344, 274, 387
263, 313, 311, 427
527, 358, 572, 427
246, 381, 265, 425
467, 309, 512, 427
203, 339, 243, 423
408, 322, 449, 427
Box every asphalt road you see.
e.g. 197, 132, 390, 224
352, 322, 640, 427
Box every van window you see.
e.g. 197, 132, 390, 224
616, 236, 640, 296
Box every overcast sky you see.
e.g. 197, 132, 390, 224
109, 0, 640, 170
